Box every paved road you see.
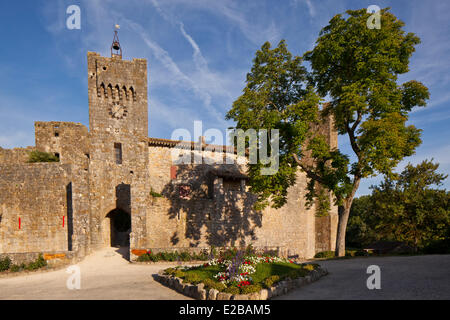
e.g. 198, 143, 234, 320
0, 247, 190, 300
274, 254, 450, 300
1, 250, 448, 300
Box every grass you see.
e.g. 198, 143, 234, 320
168, 261, 318, 295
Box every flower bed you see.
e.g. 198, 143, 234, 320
154, 248, 328, 300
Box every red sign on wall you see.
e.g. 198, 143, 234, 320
170, 165, 177, 180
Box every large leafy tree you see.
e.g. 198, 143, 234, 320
371, 160, 449, 251
302, 8, 429, 256
226, 40, 321, 209
227, 8, 429, 257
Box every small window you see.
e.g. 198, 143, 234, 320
55, 132, 59, 137
55, 153, 60, 159
85, 153, 90, 159
114, 143, 122, 164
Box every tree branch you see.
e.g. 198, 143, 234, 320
292, 153, 325, 185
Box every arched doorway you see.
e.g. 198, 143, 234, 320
105, 209, 131, 247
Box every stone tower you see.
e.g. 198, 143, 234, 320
86, 35, 150, 251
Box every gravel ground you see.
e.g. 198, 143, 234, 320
0, 247, 191, 300
274, 254, 450, 300
1, 250, 448, 300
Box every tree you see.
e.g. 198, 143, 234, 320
227, 8, 429, 257
347, 195, 379, 248
371, 160, 449, 251
303, 8, 429, 256
28, 150, 60, 163
226, 40, 321, 209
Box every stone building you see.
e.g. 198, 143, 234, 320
0, 38, 338, 264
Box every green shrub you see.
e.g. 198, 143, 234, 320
28, 150, 59, 163
284, 268, 309, 280
423, 238, 450, 254
164, 268, 177, 275
303, 264, 315, 271
10, 265, 20, 272
263, 275, 280, 288
183, 273, 202, 284
25, 254, 47, 271
203, 279, 226, 291
150, 189, 163, 198
314, 251, 335, 259
346, 250, 359, 257
179, 251, 191, 261
224, 286, 240, 295
240, 284, 262, 295
355, 250, 369, 256
0, 257, 11, 272
173, 270, 185, 278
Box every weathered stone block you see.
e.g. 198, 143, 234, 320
217, 292, 232, 300
232, 294, 249, 300
208, 289, 219, 300
260, 289, 269, 300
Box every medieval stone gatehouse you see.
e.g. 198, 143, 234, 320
0, 40, 338, 264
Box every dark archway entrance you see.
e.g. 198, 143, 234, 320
106, 209, 131, 247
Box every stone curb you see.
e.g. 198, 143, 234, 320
153, 267, 328, 300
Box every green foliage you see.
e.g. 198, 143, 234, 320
137, 250, 209, 262
314, 251, 335, 259
371, 160, 449, 250
303, 7, 429, 197
10, 265, 20, 272
28, 150, 59, 163
224, 286, 240, 295
203, 278, 227, 292
240, 284, 262, 295
347, 160, 449, 251
423, 237, 450, 254
0, 256, 11, 272
150, 189, 163, 198
25, 254, 47, 271
2, 254, 48, 272
302, 264, 315, 271
183, 273, 202, 284
173, 270, 185, 278
226, 40, 320, 210
347, 195, 380, 247
263, 275, 280, 288
164, 268, 177, 276
226, 8, 429, 256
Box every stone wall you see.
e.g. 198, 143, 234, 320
35, 121, 89, 167
0, 146, 35, 164
143, 167, 330, 259
0, 163, 90, 258
0, 163, 72, 253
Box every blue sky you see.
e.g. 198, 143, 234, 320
0, 0, 449, 196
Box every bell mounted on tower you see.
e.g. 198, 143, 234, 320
111, 25, 122, 59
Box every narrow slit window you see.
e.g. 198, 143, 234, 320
114, 143, 122, 164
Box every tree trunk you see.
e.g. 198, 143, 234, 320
335, 204, 351, 257
335, 178, 361, 257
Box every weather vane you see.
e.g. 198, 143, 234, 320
111, 24, 122, 58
